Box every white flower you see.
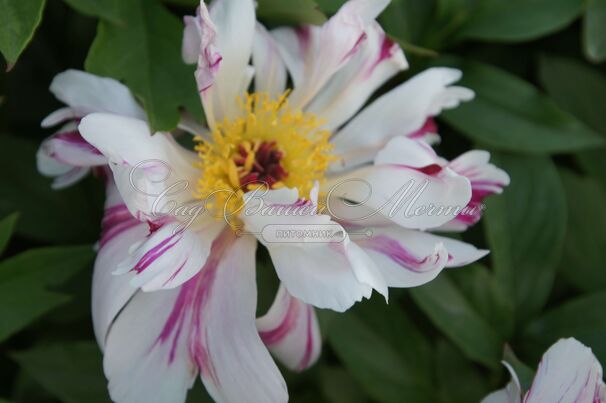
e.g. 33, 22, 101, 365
482, 338, 606, 403
37, 0, 510, 402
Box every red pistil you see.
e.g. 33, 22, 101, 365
235, 141, 288, 188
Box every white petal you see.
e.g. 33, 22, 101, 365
253, 23, 287, 99
354, 226, 449, 287
198, 234, 288, 403
37, 129, 106, 168
104, 287, 197, 403
276, 0, 391, 109
257, 284, 321, 372
44, 70, 145, 126
36, 123, 106, 188
325, 164, 472, 230
449, 150, 511, 195
93, 182, 148, 349
241, 187, 387, 312
116, 220, 224, 292
524, 338, 605, 403
104, 232, 288, 403
201, 0, 255, 129
186, 3, 222, 93
79, 113, 199, 221
373, 136, 441, 168
330, 67, 474, 172
41, 107, 81, 128
305, 21, 407, 131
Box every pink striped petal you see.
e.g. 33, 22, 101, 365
274, 0, 391, 110
524, 338, 605, 403
445, 150, 510, 230
305, 21, 407, 131
330, 68, 474, 172
241, 186, 387, 312
257, 285, 321, 372
93, 181, 148, 349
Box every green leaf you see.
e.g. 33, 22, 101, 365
523, 291, 606, 364
436, 340, 492, 403
319, 367, 366, 403
538, 55, 606, 188
326, 298, 435, 403
584, 0, 606, 63
85, 0, 201, 131
0, 0, 46, 68
458, 0, 584, 42
379, 0, 435, 45
410, 274, 503, 369
450, 264, 514, 339
11, 342, 110, 403
439, 58, 604, 153
538, 55, 606, 135
62, 0, 124, 24
0, 245, 93, 342
558, 170, 606, 291
0, 213, 18, 256
483, 153, 566, 323
314, 0, 346, 14
502, 346, 534, 392
0, 135, 101, 243
257, 0, 327, 25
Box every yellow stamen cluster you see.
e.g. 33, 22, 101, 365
194, 92, 335, 221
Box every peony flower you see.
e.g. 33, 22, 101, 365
37, 0, 510, 401
482, 338, 606, 403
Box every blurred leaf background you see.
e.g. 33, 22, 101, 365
0, 0, 605, 402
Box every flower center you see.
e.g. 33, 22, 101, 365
194, 92, 334, 221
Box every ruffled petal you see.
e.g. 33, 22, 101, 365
194, 234, 288, 403
330, 67, 474, 172
79, 113, 199, 221
325, 145, 472, 230
93, 182, 148, 348
103, 232, 288, 403
116, 220, 225, 292
524, 338, 605, 403
305, 21, 407, 131
253, 23, 287, 99
241, 186, 387, 312
199, 0, 255, 129
354, 226, 448, 287
257, 284, 321, 372
103, 287, 197, 403
42, 69, 145, 127
274, 0, 391, 109
444, 150, 511, 229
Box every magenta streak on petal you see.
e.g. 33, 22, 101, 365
259, 296, 299, 346
154, 228, 235, 385
409, 118, 438, 139
297, 306, 315, 371
132, 232, 182, 274
99, 204, 140, 248
384, 163, 444, 176
416, 164, 443, 176
366, 34, 398, 77
163, 259, 188, 287
341, 32, 367, 64
296, 26, 312, 52
359, 235, 437, 273
54, 130, 103, 155
454, 185, 502, 227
